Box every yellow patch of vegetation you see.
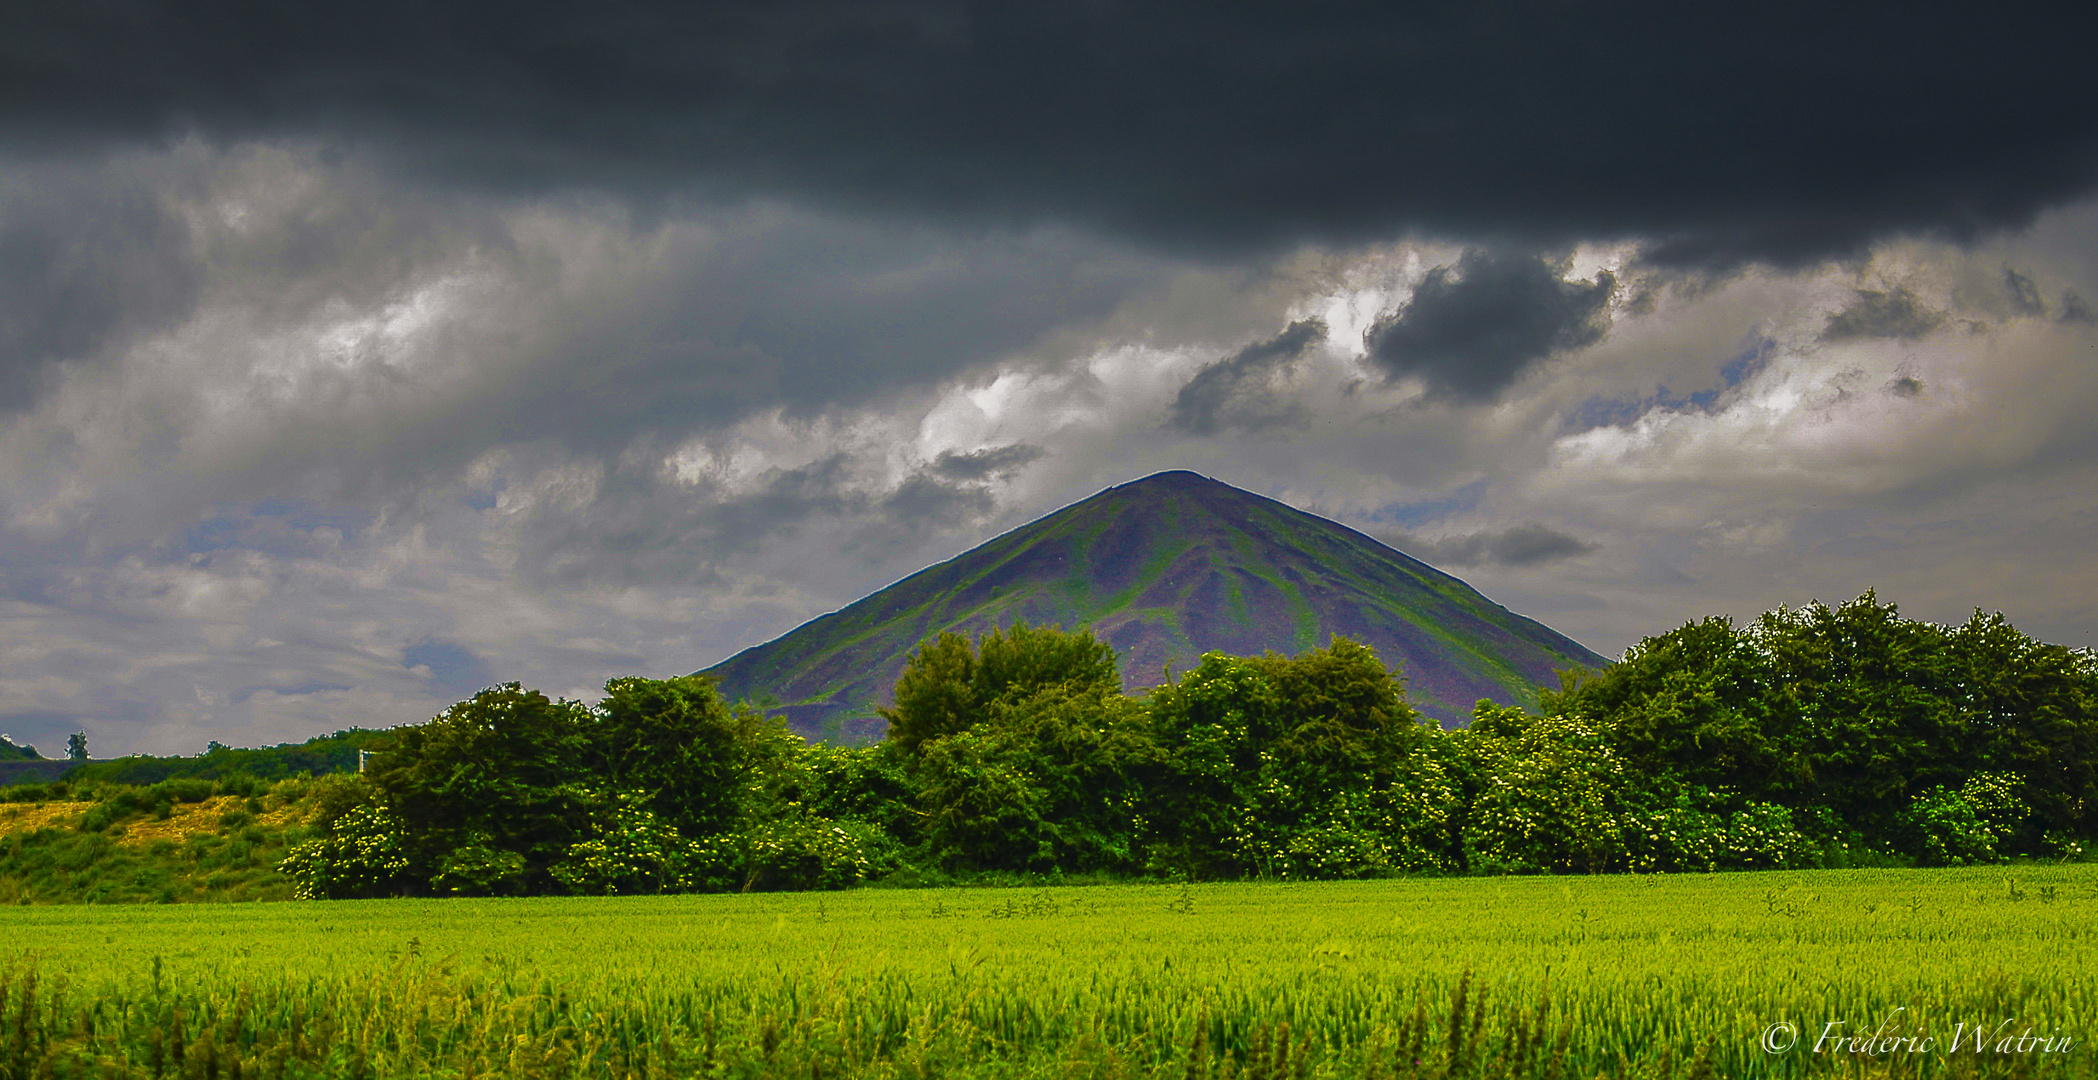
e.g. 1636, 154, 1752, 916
0, 800, 90, 835
0, 795, 306, 845
116, 796, 243, 845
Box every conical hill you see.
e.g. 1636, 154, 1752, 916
700, 470, 1610, 738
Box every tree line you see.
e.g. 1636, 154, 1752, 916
280, 592, 2098, 898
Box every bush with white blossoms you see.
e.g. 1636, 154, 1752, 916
1902, 772, 2029, 866
277, 804, 415, 900
550, 788, 702, 895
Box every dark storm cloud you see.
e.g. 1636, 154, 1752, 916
1820, 287, 1946, 341
883, 475, 994, 527
0, 166, 202, 411
10, 163, 1167, 506
1168, 318, 1325, 434
6, 2, 2095, 267
2063, 292, 2096, 325
516, 454, 862, 588
1384, 524, 1597, 569
448, 216, 1166, 466
513, 450, 1034, 586
2005, 267, 2047, 316
1364, 252, 1613, 402
931, 444, 1044, 481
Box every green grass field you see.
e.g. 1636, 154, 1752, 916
5, 866, 2097, 1078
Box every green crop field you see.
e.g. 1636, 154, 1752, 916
5, 866, 2097, 1078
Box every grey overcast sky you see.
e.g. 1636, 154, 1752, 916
4, 0, 2098, 754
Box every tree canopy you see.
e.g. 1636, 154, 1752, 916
278, 595, 2098, 898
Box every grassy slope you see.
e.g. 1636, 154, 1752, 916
704, 471, 1611, 736
0, 777, 348, 904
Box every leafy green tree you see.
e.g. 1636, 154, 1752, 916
65, 732, 88, 763
881, 622, 1120, 755
582, 676, 866, 893
1751, 594, 1971, 834
1938, 613, 2098, 846
916, 682, 1157, 873
975, 621, 1119, 707
591, 675, 802, 838
362, 683, 597, 892
1542, 617, 1788, 803
1548, 591, 2098, 856
1145, 638, 1454, 878
881, 632, 978, 755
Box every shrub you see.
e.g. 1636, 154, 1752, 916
433, 842, 530, 896
549, 789, 702, 896
1461, 712, 1642, 874
277, 804, 416, 899
1901, 773, 2028, 866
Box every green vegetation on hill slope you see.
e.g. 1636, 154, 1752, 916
701, 470, 1608, 736
0, 773, 369, 903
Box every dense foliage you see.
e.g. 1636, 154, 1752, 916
1542, 592, 2098, 862
254, 596, 2098, 899
8, 594, 2092, 901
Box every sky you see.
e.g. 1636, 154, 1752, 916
3, 1, 2097, 756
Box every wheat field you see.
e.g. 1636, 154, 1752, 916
4, 866, 2096, 1078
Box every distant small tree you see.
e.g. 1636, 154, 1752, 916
65, 731, 88, 763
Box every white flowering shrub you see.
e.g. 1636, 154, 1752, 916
740, 813, 876, 890
1901, 773, 2027, 866
1716, 802, 1818, 869
1620, 801, 1728, 872
276, 804, 415, 900
550, 788, 703, 895
1463, 712, 1638, 873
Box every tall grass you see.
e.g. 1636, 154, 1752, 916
4, 867, 2096, 1078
